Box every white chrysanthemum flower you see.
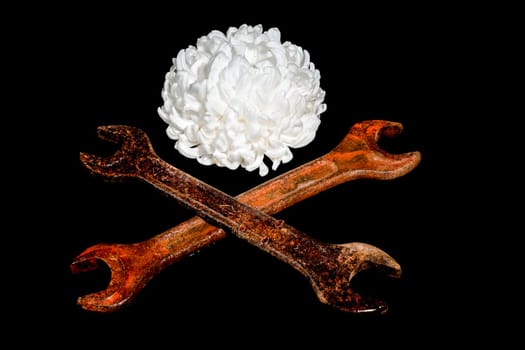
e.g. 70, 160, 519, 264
158, 24, 326, 176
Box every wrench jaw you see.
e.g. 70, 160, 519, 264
71, 244, 132, 312
333, 120, 403, 155
80, 152, 123, 181
341, 242, 402, 280
332, 120, 421, 181
322, 286, 389, 315
309, 272, 390, 314
310, 242, 402, 314
95, 125, 151, 152
80, 125, 157, 181
79, 151, 143, 183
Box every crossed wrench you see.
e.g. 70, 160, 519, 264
73, 120, 421, 314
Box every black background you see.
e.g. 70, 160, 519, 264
20, 4, 491, 347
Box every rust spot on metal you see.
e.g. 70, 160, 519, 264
274, 220, 284, 228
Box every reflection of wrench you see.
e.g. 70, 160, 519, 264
73, 120, 421, 313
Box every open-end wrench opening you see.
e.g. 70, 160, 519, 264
375, 122, 420, 160
71, 258, 112, 300
351, 267, 402, 310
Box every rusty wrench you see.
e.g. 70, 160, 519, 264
73, 121, 421, 313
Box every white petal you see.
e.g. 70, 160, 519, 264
166, 125, 180, 140
176, 138, 199, 158
258, 163, 269, 177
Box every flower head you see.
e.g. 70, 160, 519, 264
158, 24, 326, 176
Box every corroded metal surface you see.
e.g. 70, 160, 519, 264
73, 120, 421, 313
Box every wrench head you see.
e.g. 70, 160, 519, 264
71, 243, 132, 312
80, 125, 157, 181
311, 242, 402, 314
330, 120, 421, 181
70, 243, 156, 312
